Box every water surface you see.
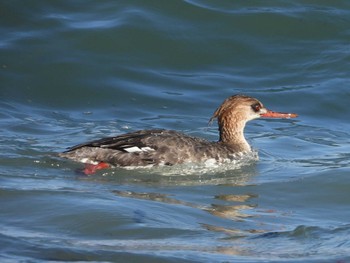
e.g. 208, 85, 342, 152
1, 1, 350, 262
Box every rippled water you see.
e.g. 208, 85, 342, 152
1, 1, 350, 262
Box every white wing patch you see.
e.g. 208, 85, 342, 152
141, 147, 155, 152
123, 146, 155, 153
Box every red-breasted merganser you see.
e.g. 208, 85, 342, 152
59, 95, 297, 174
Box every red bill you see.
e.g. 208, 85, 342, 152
260, 110, 298, 118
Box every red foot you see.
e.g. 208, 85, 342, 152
83, 162, 110, 175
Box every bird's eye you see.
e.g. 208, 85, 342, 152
251, 103, 261, 112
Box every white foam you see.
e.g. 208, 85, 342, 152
204, 158, 217, 167
116, 150, 259, 176
79, 158, 98, 165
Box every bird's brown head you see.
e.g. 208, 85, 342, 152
209, 94, 298, 148
210, 94, 298, 124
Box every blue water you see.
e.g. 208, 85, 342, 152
1, 1, 350, 262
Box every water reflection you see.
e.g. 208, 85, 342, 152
112, 188, 264, 238
112, 190, 197, 208
208, 203, 256, 221
72, 161, 291, 256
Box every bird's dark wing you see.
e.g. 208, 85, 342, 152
64, 129, 166, 153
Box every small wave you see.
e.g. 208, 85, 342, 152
104, 150, 259, 176
86, 151, 260, 186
